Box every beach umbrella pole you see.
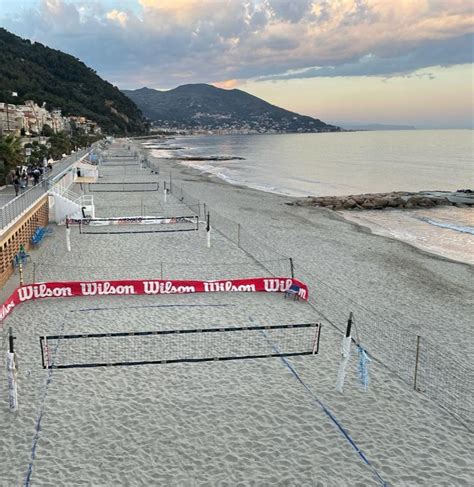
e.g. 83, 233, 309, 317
336, 312, 353, 393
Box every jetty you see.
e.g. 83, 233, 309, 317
289, 189, 474, 210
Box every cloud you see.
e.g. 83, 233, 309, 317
212, 79, 240, 89
0, 0, 472, 88
106, 9, 129, 27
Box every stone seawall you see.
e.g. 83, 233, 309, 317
288, 190, 474, 211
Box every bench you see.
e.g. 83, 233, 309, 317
31, 226, 54, 246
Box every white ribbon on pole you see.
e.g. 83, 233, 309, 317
7, 352, 18, 411
336, 336, 352, 393
66, 227, 71, 252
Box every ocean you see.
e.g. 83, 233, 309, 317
147, 130, 474, 264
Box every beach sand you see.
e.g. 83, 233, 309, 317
0, 141, 473, 486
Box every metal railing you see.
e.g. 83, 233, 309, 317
0, 149, 90, 232
0, 184, 47, 230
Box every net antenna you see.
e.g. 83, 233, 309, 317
7, 327, 18, 411
40, 323, 321, 369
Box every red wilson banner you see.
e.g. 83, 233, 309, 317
0, 277, 308, 323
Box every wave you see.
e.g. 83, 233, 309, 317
417, 217, 474, 235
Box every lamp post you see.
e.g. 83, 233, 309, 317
25, 147, 32, 165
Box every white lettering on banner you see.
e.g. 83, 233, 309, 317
203, 281, 257, 293
263, 278, 293, 293
143, 281, 196, 294
18, 284, 73, 302
80, 282, 136, 296
0, 301, 15, 320
298, 288, 307, 299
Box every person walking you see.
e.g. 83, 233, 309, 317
13, 176, 20, 197
33, 168, 40, 186
21, 171, 28, 189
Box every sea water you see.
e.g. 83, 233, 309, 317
149, 130, 474, 264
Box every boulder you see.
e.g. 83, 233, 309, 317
372, 197, 388, 209
386, 197, 402, 208
361, 199, 376, 209
417, 197, 435, 208
352, 195, 366, 205
343, 198, 357, 209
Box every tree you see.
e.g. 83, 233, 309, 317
41, 124, 53, 136
0, 135, 23, 184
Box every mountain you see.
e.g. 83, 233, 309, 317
0, 28, 145, 135
122, 84, 340, 133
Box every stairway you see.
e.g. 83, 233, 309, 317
49, 187, 95, 223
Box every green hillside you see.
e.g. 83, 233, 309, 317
0, 28, 145, 135
123, 84, 340, 133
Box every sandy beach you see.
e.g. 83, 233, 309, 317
0, 140, 473, 486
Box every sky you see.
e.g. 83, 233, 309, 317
0, 0, 473, 128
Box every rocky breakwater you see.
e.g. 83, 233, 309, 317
288, 190, 474, 211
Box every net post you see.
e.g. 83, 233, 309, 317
32, 262, 37, 284
289, 258, 294, 279
206, 212, 211, 248
336, 312, 353, 393
237, 224, 241, 248
43, 336, 50, 369
160, 262, 163, 280
414, 335, 421, 391
66, 217, 72, 251
163, 181, 167, 203
19, 261, 24, 286
7, 327, 18, 411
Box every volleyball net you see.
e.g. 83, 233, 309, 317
71, 215, 200, 234
87, 182, 159, 192
40, 323, 321, 369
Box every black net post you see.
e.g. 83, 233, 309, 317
8, 327, 15, 354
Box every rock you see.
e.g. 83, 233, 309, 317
361, 199, 376, 209
372, 197, 388, 209
386, 197, 402, 207
417, 197, 435, 208
352, 195, 366, 205
343, 198, 357, 209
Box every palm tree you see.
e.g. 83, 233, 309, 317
0, 135, 24, 184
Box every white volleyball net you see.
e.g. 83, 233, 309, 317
40, 323, 321, 369
87, 182, 159, 192
68, 216, 200, 234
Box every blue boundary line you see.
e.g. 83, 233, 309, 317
249, 317, 387, 486
69, 303, 235, 312
24, 321, 66, 487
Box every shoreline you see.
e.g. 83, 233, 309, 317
1, 139, 472, 485
149, 147, 473, 267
